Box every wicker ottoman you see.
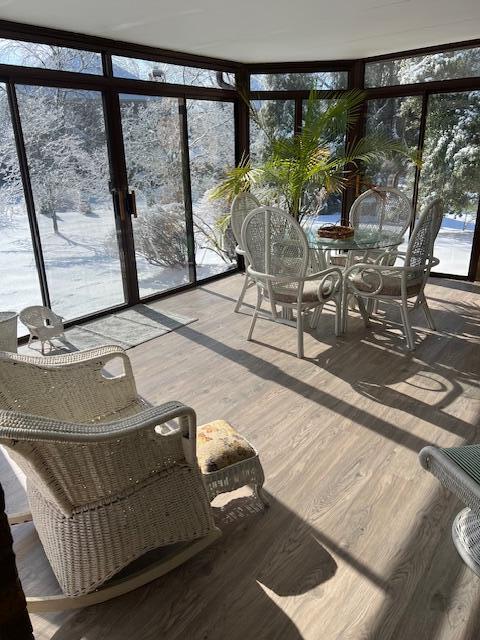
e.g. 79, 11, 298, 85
197, 420, 268, 506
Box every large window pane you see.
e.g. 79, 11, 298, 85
365, 46, 480, 88
250, 71, 348, 91
187, 100, 236, 279
16, 85, 125, 319
0, 84, 43, 336
113, 55, 235, 89
250, 99, 295, 163
365, 96, 422, 202
417, 91, 480, 277
120, 94, 191, 297
0, 38, 102, 74
249, 100, 295, 210
302, 99, 346, 228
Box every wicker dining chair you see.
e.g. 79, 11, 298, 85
0, 346, 219, 611
230, 192, 261, 312
330, 187, 413, 268
342, 198, 443, 349
241, 206, 343, 358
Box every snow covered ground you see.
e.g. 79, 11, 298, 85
0, 206, 233, 335
0, 206, 475, 337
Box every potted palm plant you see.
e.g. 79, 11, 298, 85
211, 89, 418, 224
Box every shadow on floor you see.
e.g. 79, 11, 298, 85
365, 485, 478, 640
46, 492, 336, 640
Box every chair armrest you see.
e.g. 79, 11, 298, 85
3, 345, 129, 367
303, 267, 343, 282
345, 262, 423, 277
419, 445, 480, 512
0, 401, 195, 444
344, 262, 419, 297
0, 403, 199, 513
247, 266, 343, 288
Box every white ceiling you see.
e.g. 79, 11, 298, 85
1, 0, 480, 63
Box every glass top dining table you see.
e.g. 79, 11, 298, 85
307, 228, 403, 251
306, 228, 404, 270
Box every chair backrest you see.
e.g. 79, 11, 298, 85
350, 187, 413, 237
405, 198, 444, 275
230, 192, 260, 247
19, 305, 62, 329
241, 206, 309, 281
0, 348, 171, 515
0, 348, 138, 422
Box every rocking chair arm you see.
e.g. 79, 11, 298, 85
0, 402, 196, 445
0, 345, 129, 368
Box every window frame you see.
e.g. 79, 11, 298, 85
0, 17, 479, 336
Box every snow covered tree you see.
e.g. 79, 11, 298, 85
366, 48, 480, 216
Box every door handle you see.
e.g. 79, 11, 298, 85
111, 188, 127, 222
128, 190, 138, 218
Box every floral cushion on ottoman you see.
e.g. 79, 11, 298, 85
197, 420, 256, 473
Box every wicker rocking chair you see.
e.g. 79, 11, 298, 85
0, 347, 220, 612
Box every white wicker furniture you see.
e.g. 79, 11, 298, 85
0, 346, 219, 611
0, 311, 18, 353
230, 192, 261, 312
342, 199, 443, 350
241, 206, 343, 358
419, 444, 480, 577
19, 305, 65, 354
197, 420, 268, 506
330, 187, 412, 268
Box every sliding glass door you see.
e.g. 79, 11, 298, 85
0, 35, 241, 338
119, 94, 191, 298
16, 84, 125, 319
187, 99, 236, 279
0, 83, 43, 334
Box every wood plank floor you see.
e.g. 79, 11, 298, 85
3, 273, 480, 640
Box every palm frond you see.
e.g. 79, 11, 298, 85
212, 88, 417, 219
